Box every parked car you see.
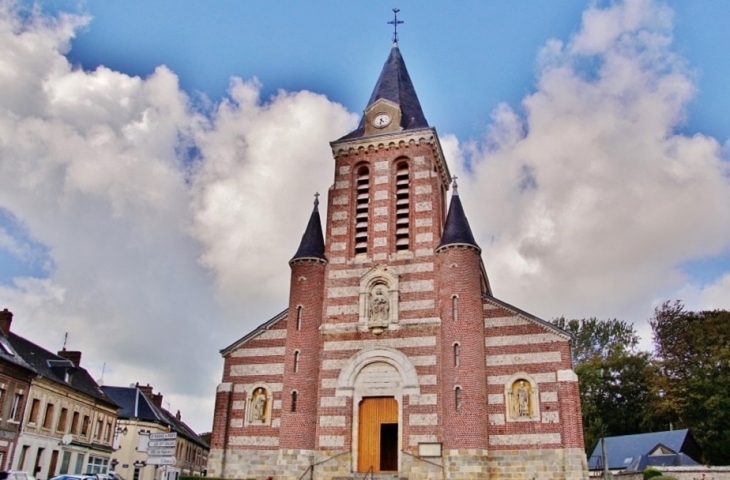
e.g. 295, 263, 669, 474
0, 470, 35, 480
49, 475, 94, 480
0, 472, 37, 480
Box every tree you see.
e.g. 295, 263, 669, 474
553, 317, 657, 454
650, 301, 730, 465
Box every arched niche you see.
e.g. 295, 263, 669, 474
358, 264, 399, 334
244, 383, 273, 426
504, 373, 540, 422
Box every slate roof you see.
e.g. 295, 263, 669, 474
290, 200, 326, 263
436, 190, 480, 251
340, 45, 428, 140
0, 333, 36, 373
5, 332, 118, 407
588, 429, 702, 470
101, 385, 209, 449
625, 452, 699, 472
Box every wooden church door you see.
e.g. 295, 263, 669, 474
358, 397, 398, 472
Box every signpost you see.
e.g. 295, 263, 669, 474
146, 432, 177, 472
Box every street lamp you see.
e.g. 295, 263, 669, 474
113, 426, 128, 450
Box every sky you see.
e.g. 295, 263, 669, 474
0, 0, 729, 434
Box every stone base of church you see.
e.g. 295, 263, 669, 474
442, 448, 490, 479
208, 447, 587, 480
488, 447, 588, 480
207, 448, 280, 478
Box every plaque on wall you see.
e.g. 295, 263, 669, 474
418, 442, 442, 457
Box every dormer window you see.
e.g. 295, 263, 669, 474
354, 165, 370, 256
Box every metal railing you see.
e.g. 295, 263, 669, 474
298, 450, 350, 480
401, 450, 444, 470
360, 465, 374, 480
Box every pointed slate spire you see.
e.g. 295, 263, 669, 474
339, 45, 429, 140
290, 193, 327, 264
436, 177, 481, 253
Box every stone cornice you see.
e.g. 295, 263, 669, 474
330, 127, 452, 188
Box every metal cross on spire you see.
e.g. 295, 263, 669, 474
452, 175, 459, 195
388, 8, 404, 44
314, 192, 320, 209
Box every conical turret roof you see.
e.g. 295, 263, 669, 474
340, 44, 429, 140
290, 197, 327, 264
437, 185, 480, 252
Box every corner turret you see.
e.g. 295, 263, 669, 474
436, 180, 480, 253
290, 194, 327, 265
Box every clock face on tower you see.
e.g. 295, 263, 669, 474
372, 113, 392, 128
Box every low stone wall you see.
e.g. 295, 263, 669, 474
615, 467, 730, 480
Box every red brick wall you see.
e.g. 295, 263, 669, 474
210, 386, 231, 449
279, 260, 326, 449
437, 246, 489, 449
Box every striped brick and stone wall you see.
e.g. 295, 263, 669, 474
209, 126, 588, 480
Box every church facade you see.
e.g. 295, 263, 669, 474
208, 44, 589, 480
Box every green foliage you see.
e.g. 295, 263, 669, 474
651, 477, 677, 480
554, 303, 730, 465
552, 317, 655, 453
553, 317, 640, 366
643, 468, 662, 480
650, 301, 730, 465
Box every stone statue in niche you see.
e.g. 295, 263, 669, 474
517, 381, 529, 417
250, 387, 268, 423
369, 285, 390, 325
509, 380, 532, 419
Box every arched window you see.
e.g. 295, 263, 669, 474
395, 161, 410, 251
452, 295, 459, 322
291, 391, 298, 412
455, 386, 462, 411
296, 305, 303, 330
355, 165, 370, 255
293, 350, 300, 373
453, 342, 460, 367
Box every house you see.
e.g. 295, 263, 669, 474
208, 40, 589, 480
0, 309, 36, 471
102, 384, 209, 480
588, 429, 702, 472
0, 309, 120, 479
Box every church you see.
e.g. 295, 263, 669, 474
208, 39, 589, 480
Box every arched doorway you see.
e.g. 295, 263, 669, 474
334, 347, 421, 474
358, 397, 398, 472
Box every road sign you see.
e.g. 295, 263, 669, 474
147, 448, 176, 456
149, 432, 177, 441
146, 456, 176, 466
148, 440, 176, 447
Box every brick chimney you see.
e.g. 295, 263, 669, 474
57, 348, 82, 367
152, 393, 163, 408
0, 309, 13, 335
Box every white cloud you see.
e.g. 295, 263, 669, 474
454, 0, 730, 332
0, 2, 356, 433
1, 0, 728, 434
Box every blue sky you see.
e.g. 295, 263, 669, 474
1, 0, 729, 432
